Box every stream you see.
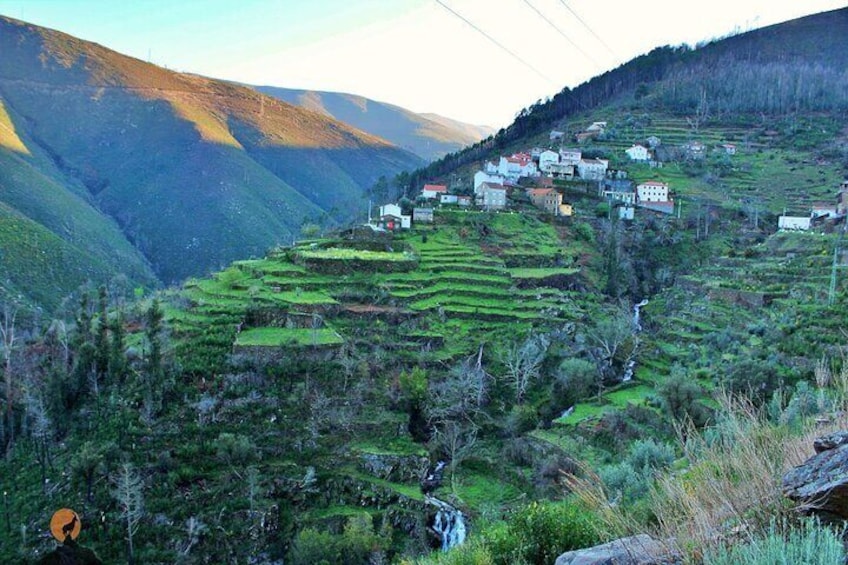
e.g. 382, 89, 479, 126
622, 299, 649, 382
426, 495, 467, 551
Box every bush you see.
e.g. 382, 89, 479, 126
288, 528, 340, 565
482, 500, 601, 565
704, 519, 844, 565
215, 433, 258, 465
627, 439, 675, 474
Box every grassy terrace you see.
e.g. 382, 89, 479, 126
235, 327, 344, 347
296, 247, 416, 261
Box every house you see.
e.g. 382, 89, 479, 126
618, 206, 635, 220
498, 153, 538, 181
378, 203, 411, 230
421, 184, 448, 199
811, 203, 838, 219
484, 160, 499, 174
538, 150, 560, 173
440, 194, 459, 205
477, 183, 508, 210
625, 144, 650, 162
474, 171, 504, 192
636, 181, 670, 203
530, 147, 546, 159
603, 190, 636, 206
457, 195, 472, 207
778, 216, 811, 231
413, 207, 434, 223
559, 148, 582, 166
682, 141, 706, 159
526, 188, 565, 216
721, 143, 737, 155
577, 158, 609, 181
559, 203, 574, 217
550, 130, 565, 141
646, 135, 661, 149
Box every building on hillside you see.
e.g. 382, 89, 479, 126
526, 188, 565, 216
474, 170, 505, 192
550, 130, 565, 141
440, 194, 459, 205
837, 181, 848, 215
498, 153, 538, 181
421, 184, 448, 199
636, 181, 670, 203
378, 203, 411, 230
618, 206, 635, 220
538, 150, 560, 173
484, 160, 499, 174
811, 203, 838, 219
577, 158, 609, 181
530, 147, 546, 159
646, 135, 661, 149
625, 144, 650, 161
721, 143, 737, 155
603, 189, 636, 207
457, 195, 472, 207
576, 131, 598, 144
586, 121, 607, 133
682, 141, 706, 159
477, 183, 508, 210
413, 207, 434, 223
559, 148, 582, 166
778, 216, 811, 231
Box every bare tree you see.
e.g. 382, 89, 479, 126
426, 345, 490, 426
1, 302, 19, 454
431, 420, 478, 494
500, 335, 549, 404
585, 308, 636, 392
112, 463, 144, 564
176, 516, 206, 559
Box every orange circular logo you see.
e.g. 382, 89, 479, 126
50, 508, 81, 542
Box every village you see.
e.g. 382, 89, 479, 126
370, 120, 848, 233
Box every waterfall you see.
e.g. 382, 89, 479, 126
632, 299, 649, 332
623, 300, 649, 383
427, 495, 467, 551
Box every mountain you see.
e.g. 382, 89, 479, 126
0, 16, 424, 304
253, 86, 495, 162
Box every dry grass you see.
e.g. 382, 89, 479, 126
566, 374, 848, 562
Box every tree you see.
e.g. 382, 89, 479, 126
431, 420, 478, 493
145, 300, 164, 385
1, 301, 19, 453
585, 308, 636, 390
500, 334, 549, 404
108, 310, 127, 381
426, 346, 490, 426
93, 285, 109, 389
112, 463, 144, 564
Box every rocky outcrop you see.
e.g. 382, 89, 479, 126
554, 535, 678, 565
783, 431, 848, 517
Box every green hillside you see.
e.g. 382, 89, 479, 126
0, 16, 423, 301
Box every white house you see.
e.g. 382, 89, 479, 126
538, 150, 560, 173
477, 183, 507, 210
721, 143, 737, 155
484, 160, 499, 174
811, 203, 838, 219
498, 153, 538, 181
625, 144, 650, 162
474, 171, 505, 192
378, 203, 411, 230
421, 184, 448, 199
559, 148, 582, 166
577, 158, 609, 181
547, 162, 574, 180
603, 190, 636, 206
636, 181, 670, 203
778, 216, 811, 231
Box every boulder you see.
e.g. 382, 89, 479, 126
783, 431, 848, 518
555, 534, 678, 565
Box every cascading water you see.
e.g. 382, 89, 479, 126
632, 299, 649, 332
427, 495, 467, 551
622, 299, 649, 382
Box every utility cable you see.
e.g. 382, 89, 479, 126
434, 0, 558, 86
521, 0, 599, 67
557, 0, 619, 60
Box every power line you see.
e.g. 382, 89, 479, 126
434, 0, 557, 86
521, 0, 599, 68
557, 0, 618, 60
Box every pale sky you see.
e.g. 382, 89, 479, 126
1, 0, 845, 128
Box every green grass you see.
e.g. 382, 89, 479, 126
297, 247, 416, 261
509, 267, 580, 279
235, 327, 344, 347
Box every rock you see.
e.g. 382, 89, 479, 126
813, 431, 848, 453
555, 534, 678, 565
783, 431, 848, 518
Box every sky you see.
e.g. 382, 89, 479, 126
0, 0, 846, 128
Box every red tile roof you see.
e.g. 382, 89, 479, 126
423, 184, 447, 193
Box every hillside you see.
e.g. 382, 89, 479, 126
0, 16, 424, 303
254, 85, 495, 162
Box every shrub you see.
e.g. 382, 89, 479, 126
482, 500, 601, 565
215, 433, 257, 465
704, 519, 844, 565
626, 439, 675, 474
288, 528, 340, 565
